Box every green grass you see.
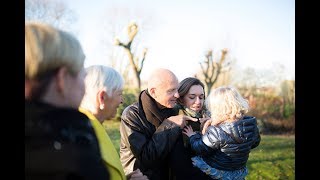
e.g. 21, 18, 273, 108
103, 120, 121, 154
103, 120, 295, 179
246, 135, 295, 180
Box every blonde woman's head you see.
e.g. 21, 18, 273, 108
25, 22, 85, 101
25, 22, 85, 79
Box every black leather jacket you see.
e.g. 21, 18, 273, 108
119, 99, 181, 180
189, 116, 261, 171
25, 100, 109, 180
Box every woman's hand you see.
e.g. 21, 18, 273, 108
127, 169, 149, 180
199, 117, 211, 124
183, 125, 196, 137
201, 119, 212, 134
199, 117, 210, 133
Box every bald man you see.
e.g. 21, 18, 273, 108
119, 68, 211, 180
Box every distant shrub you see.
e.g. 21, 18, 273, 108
238, 85, 295, 134
259, 117, 295, 135
283, 104, 295, 119
113, 88, 139, 121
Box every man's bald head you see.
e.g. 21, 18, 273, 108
147, 68, 180, 108
147, 68, 178, 90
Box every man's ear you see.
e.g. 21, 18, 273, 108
149, 88, 157, 98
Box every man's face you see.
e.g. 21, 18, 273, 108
153, 77, 180, 108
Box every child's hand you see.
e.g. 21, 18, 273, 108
182, 125, 196, 137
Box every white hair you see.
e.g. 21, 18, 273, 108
80, 65, 124, 112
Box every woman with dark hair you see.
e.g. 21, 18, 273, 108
176, 77, 211, 148
183, 86, 261, 179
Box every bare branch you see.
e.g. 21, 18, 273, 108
25, 0, 77, 30
198, 48, 231, 95
115, 22, 148, 90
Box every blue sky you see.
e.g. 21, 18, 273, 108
64, 0, 294, 81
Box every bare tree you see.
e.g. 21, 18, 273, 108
114, 22, 148, 91
25, 0, 77, 30
98, 4, 156, 92
199, 48, 231, 95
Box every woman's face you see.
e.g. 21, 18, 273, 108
103, 89, 123, 120
64, 67, 86, 109
182, 85, 205, 113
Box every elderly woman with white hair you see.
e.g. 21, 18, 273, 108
79, 65, 148, 180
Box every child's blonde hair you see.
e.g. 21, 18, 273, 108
206, 85, 249, 125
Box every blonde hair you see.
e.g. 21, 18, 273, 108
25, 22, 85, 79
206, 85, 249, 124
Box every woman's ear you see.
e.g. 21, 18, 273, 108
98, 90, 106, 110
55, 67, 68, 95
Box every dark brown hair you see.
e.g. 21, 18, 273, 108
177, 77, 205, 104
